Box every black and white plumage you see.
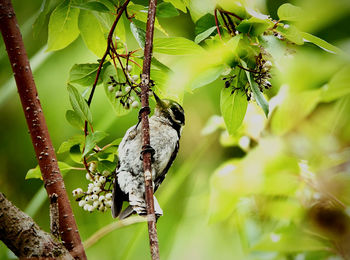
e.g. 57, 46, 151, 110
112, 96, 185, 219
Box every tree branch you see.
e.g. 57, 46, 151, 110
140, 0, 160, 259
0, 0, 86, 258
0, 193, 73, 259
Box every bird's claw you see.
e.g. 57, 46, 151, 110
134, 106, 151, 130
140, 145, 155, 162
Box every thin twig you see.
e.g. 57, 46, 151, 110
83, 216, 147, 249
140, 0, 160, 259
214, 8, 222, 39
219, 9, 243, 21
0, 0, 86, 258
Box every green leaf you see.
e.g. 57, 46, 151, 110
58, 135, 85, 154
220, 87, 248, 135
195, 13, 215, 35
271, 88, 321, 135
301, 32, 342, 54
47, 0, 80, 51
190, 65, 225, 90
194, 26, 217, 44
72, 1, 110, 12
33, 0, 51, 38
83, 131, 109, 157
67, 85, 93, 124
153, 37, 204, 55
276, 24, 304, 45
252, 225, 329, 252
163, 0, 187, 13
70, 144, 82, 163
236, 17, 273, 36
277, 3, 304, 21
79, 10, 107, 57
130, 22, 146, 49
321, 65, 350, 102
26, 162, 75, 180
69, 63, 101, 86
157, 2, 179, 18
97, 160, 116, 172
65, 110, 84, 129
241, 60, 269, 117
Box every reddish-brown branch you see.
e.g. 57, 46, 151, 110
0, 193, 73, 259
140, 0, 160, 259
214, 8, 222, 39
0, 0, 86, 258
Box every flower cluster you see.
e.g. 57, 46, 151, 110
72, 164, 114, 213
107, 64, 140, 109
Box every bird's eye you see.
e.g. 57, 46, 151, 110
171, 106, 184, 124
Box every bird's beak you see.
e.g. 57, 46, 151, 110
153, 92, 166, 108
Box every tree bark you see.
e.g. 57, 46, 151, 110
0, 193, 73, 259
140, 0, 160, 259
0, 0, 86, 258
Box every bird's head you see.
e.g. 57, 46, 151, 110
153, 93, 185, 127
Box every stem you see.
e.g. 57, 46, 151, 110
0, 0, 86, 258
214, 8, 222, 39
219, 9, 243, 21
140, 0, 160, 259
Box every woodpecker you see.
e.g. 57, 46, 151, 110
112, 94, 185, 219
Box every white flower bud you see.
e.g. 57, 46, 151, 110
93, 201, 100, 208
89, 163, 96, 173
108, 85, 114, 92
94, 180, 101, 187
125, 85, 131, 92
91, 194, 98, 201
115, 90, 123, 98
88, 183, 94, 189
131, 101, 139, 108
92, 187, 101, 194
126, 65, 132, 72
79, 200, 86, 207
85, 195, 91, 202
88, 205, 94, 212
99, 195, 105, 202
148, 91, 153, 97
102, 170, 110, 176
86, 173, 92, 181
72, 188, 83, 197
83, 204, 90, 211
105, 193, 112, 200
264, 60, 272, 68
131, 75, 139, 81
98, 204, 105, 211
99, 176, 106, 183
105, 200, 112, 208
283, 24, 290, 29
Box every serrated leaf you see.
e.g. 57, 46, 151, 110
79, 10, 107, 57
72, 1, 110, 12
157, 2, 179, 18
153, 37, 204, 55
83, 131, 109, 157
47, 0, 80, 51
301, 32, 341, 54
130, 22, 146, 49
58, 135, 85, 154
33, 0, 51, 38
97, 160, 116, 173
220, 87, 248, 135
195, 13, 215, 35
67, 85, 93, 124
65, 110, 84, 129
69, 63, 101, 86
277, 3, 304, 21
276, 24, 304, 45
241, 60, 269, 117
236, 17, 273, 36
26, 162, 75, 180
321, 65, 350, 102
194, 26, 216, 44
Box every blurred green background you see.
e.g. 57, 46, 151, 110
1, 0, 350, 259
